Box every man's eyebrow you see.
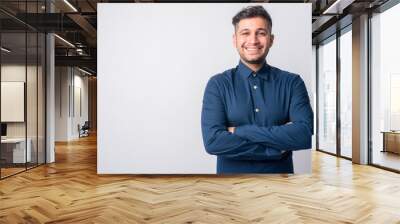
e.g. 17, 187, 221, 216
238, 28, 250, 33
238, 28, 269, 33
257, 28, 268, 32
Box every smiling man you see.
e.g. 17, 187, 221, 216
201, 6, 313, 174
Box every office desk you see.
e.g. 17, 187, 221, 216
1, 138, 32, 163
381, 131, 400, 154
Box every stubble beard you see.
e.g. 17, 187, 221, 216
240, 48, 269, 66
242, 57, 266, 65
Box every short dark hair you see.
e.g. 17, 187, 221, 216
232, 6, 272, 32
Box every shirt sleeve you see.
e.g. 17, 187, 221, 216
201, 77, 273, 160
234, 75, 313, 151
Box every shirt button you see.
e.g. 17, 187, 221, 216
253, 85, 258, 90
255, 108, 260, 113
252, 73, 256, 77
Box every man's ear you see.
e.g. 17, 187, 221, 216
269, 34, 275, 47
232, 33, 236, 48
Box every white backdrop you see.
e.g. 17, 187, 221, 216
98, 3, 312, 174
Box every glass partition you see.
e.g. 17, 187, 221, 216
339, 28, 352, 158
370, 3, 400, 171
38, 32, 45, 165
317, 36, 337, 155
25, 0, 44, 170
27, 31, 38, 169
0, 31, 28, 177
0, 1, 46, 179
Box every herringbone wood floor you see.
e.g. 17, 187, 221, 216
1, 135, 400, 224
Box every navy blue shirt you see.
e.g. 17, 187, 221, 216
201, 61, 313, 174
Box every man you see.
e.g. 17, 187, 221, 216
201, 5, 313, 174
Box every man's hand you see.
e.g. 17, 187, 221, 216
227, 127, 235, 134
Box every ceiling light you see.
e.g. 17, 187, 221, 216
63, 0, 78, 12
322, 0, 354, 15
1, 47, 11, 53
78, 67, 93, 76
54, 34, 75, 48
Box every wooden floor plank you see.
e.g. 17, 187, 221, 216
1, 134, 400, 223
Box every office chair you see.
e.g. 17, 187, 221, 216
79, 121, 90, 138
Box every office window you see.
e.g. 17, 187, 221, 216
371, 3, 400, 171
318, 36, 337, 154
340, 28, 352, 158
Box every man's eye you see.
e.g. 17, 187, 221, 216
257, 32, 267, 36
240, 32, 249, 36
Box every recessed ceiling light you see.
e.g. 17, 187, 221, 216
54, 34, 75, 48
322, 0, 354, 15
63, 0, 78, 12
78, 67, 93, 76
1, 47, 11, 53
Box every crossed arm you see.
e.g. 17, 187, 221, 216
200, 76, 313, 160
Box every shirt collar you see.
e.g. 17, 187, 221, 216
237, 60, 272, 81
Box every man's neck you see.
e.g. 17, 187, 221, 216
241, 59, 265, 72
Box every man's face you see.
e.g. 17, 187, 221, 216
233, 17, 274, 65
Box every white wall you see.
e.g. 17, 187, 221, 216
98, 3, 313, 174
55, 66, 69, 141
55, 67, 89, 141
72, 72, 89, 138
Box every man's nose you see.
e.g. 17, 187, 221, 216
248, 33, 259, 44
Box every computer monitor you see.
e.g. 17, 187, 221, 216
1, 123, 7, 137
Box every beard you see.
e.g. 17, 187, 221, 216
239, 48, 269, 65
242, 56, 266, 65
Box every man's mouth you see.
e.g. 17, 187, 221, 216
244, 46, 262, 53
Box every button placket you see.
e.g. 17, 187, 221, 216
250, 76, 262, 119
